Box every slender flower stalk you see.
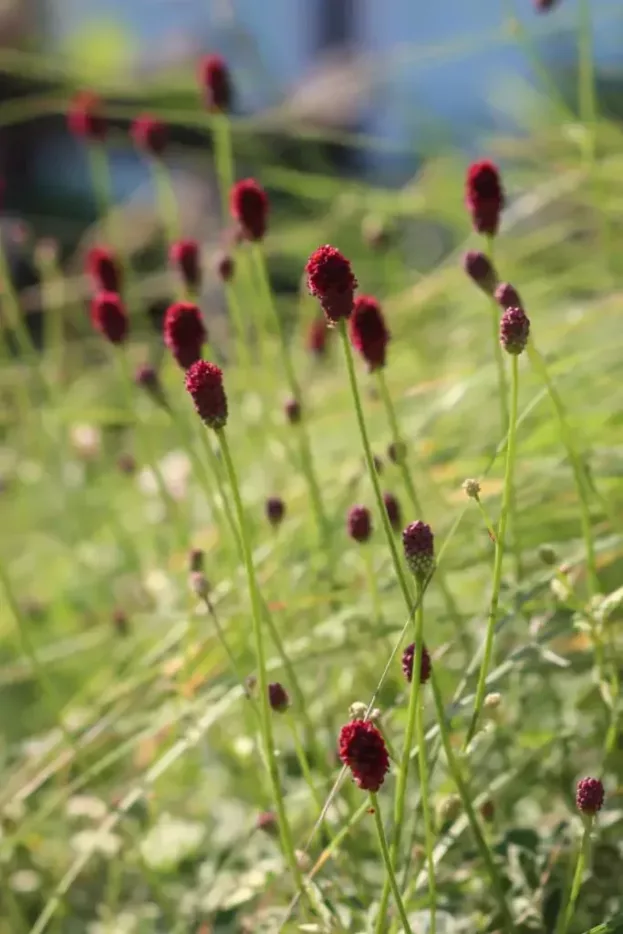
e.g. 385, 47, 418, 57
370, 794, 414, 934
334, 315, 513, 930
216, 427, 303, 893
556, 778, 604, 934
376, 368, 467, 652
252, 243, 329, 550
466, 351, 520, 746
414, 585, 437, 934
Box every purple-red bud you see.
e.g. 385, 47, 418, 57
90, 291, 128, 344
230, 178, 269, 242
348, 505, 372, 543
198, 54, 232, 112
305, 245, 357, 325
185, 360, 228, 430
465, 160, 505, 236
131, 114, 168, 157
500, 306, 530, 355
402, 521, 435, 581
349, 295, 389, 371
463, 251, 497, 295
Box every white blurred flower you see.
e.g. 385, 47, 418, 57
10, 870, 40, 893
70, 424, 101, 461
66, 795, 108, 821
140, 814, 205, 871
71, 829, 122, 859
137, 450, 191, 501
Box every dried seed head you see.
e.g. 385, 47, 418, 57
190, 571, 210, 599
284, 397, 301, 425
462, 478, 481, 500
268, 682, 290, 713
164, 301, 207, 370
68, 92, 107, 141
189, 548, 204, 572
338, 719, 389, 792
576, 777, 604, 816
185, 360, 228, 430
113, 609, 129, 637
117, 453, 136, 475
90, 291, 128, 344
495, 282, 522, 310
480, 799, 495, 823
198, 54, 232, 112
230, 178, 269, 241
500, 306, 530, 355
214, 251, 235, 283
256, 811, 278, 835
87, 246, 122, 293
347, 505, 372, 544
465, 160, 505, 236
383, 491, 402, 531
349, 295, 390, 371
401, 642, 432, 684
170, 239, 202, 291
437, 794, 461, 826
538, 544, 558, 566
463, 250, 497, 295
402, 521, 435, 581
388, 440, 406, 464
265, 496, 285, 528
305, 245, 357, 325
131, 114, 168, 156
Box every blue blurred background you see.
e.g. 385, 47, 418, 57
1, 0, 623, 245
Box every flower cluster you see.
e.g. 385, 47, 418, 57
230, 179, 269, 241
170, 240, 201, 291
87, 246, 122, 293
91, 292, 128, 344
401, 642, 432, 684
465, 160, 505, 236
500, 306, 530, 355
338, 719, 389, 792
305, 245, 357, 325
402, 521, 435, 581
198, 54, 231, 112
348, 505, 372, 543
164, 302, 207, 369
576, 777, 604, 816
349, 296, 389, 371
185, 360, 228, 430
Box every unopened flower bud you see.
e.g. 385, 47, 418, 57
462, 478, 481, 499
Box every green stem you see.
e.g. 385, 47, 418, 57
340, 319, 513, 930
429, 672, 514, 934
556, 819, 592, 934
414, 588, 436, 934
252, 244, 329, 550
151, 159, 181, 245
377, 369, 467, 654
466, 354, 519, 746
370, 794, 414, 934
216, 427, 303, 893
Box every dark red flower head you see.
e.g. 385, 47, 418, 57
284, 397, 301, 425
164, 301, 207, 369
198, 54, 232, 112
268, 682, 290, 712
495, 282, 522, 311
576, 777, 604, 816
189, 548, 204, 573
131, 114, 168, 157
403, 521, 435, 580
401, 641, 432, 684
229, 178, 269, 241
383, 492, 402, 531
534, 0, 559, 10
170, 239, 201, 291
185, 360, 228, 430
306, 245, 357, 325
307, 317, 328, 357
348, 505, 372, 543
465, 160, 505, 236
266, 496, 285, 527
338, 719, 389, 792
91, 291, 128, 344
214, 251, 235, 283
500, 306, 530, 355
463, 251, 497, 295
349, 295, 389, 371
87, 245, 122, 293
68, 92, 107, 142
